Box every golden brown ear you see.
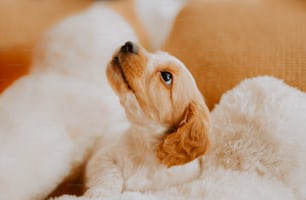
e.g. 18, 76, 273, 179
156, 101, 210, 167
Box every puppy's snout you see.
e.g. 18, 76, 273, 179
120, 41, 138, 54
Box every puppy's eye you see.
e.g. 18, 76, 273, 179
160, 71, 173, 85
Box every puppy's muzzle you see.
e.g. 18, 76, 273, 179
120, 41, 139, 54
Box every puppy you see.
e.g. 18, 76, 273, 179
84, 42, 210, 197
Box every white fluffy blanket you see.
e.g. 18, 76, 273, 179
52, 77, 306, 200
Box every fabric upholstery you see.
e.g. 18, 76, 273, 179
164, 0, 306, 109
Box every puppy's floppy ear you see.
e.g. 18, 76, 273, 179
156, 101, 210, 167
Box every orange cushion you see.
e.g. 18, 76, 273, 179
164, 0, 306, 109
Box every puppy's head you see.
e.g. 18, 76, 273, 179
107, 41, 210, 167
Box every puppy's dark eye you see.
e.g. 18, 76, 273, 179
160, 71, 173, 85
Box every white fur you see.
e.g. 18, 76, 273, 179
53, 76, 306, 200
209, 76, 306, 199
0, 3, 137, 200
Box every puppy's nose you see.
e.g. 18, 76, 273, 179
120, 41, 138, 54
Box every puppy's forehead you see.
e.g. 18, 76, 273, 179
148, 51, 194, 79
149, 51, 183, 67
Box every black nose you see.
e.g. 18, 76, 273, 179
120, 41, 138, 54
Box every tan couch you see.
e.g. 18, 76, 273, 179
164, 0, 306, 109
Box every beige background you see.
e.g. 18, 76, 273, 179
164, 0, 306, 109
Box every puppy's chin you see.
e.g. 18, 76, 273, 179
106, 55, 133, 96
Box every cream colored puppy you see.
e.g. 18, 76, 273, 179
85, 42, 210, 197
0, 5, 136, 200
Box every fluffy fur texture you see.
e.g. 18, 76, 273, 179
209, 76, 306, 200
53, 76, 306, 200
0, 4, 138, 200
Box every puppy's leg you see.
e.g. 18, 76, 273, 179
84, 149, 123, 198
